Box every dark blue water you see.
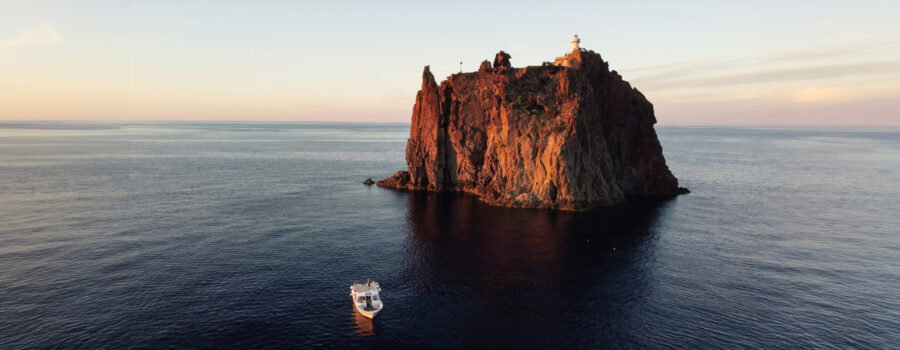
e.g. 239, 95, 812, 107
1, 122, 898, 349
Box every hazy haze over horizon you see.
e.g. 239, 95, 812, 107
1, 1, 898, 125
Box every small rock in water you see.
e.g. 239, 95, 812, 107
363, 178, 374, 185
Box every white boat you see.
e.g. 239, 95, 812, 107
349, 279, 382, 319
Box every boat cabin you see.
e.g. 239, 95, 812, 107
351, 281, 382, 311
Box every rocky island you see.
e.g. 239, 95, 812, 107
378, 36, 687, 210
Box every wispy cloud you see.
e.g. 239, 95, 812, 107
657, 96, 900, 126
623, 41, 900, 90
620, 41, 900, 124
639, 60, 900, 90
624, 41, 897, 74
0, 22, 63, 48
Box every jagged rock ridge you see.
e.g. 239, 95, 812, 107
377, 48, 687, 210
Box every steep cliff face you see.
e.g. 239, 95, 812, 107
378, 49, 686, 210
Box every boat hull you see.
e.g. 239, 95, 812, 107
353, 303, 380, 319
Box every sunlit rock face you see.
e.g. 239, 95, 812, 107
378, 49, 686, 211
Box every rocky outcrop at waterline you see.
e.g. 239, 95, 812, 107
377, 47, 687, 211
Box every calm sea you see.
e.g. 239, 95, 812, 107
1, 122, 898, 349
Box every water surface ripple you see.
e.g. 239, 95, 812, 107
1, 122, 898, 349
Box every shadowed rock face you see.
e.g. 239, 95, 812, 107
378, 49, 687, 211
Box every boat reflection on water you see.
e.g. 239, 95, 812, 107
351, 311, 376, 336
399, 191, 675, 348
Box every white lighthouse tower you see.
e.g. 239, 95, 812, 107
553, 34, 585, 68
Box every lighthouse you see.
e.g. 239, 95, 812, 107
553, 34, 585, 68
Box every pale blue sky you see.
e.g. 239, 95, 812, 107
1, 1, 899, 124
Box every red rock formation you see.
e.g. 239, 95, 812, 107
377, 49, 687, 210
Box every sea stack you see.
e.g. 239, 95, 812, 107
378, 36, 687, 210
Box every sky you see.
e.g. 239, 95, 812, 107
1, 0, 899, 125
